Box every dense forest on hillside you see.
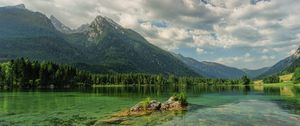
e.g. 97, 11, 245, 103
0, 5, 198, 76
0, 58, 242, 89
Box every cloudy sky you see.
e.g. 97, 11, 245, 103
1, 0, 300, 69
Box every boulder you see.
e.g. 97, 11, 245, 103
96, 96, 188, 125
161, 96, 187, 111
167, 96, 176, 102
130, 102, 144, 112
130, 100, 161, 112
148, 100, 161, 111
130, 96, 187, 112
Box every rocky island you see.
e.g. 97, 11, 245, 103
95, 93, 188, 125
130, 95, 188, 112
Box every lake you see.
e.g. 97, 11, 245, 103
0, 85, 300, 126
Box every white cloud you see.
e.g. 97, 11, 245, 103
2, 0, 299, 50
1, 0, 300, 69
217, 56, 249, 64
245, 53, 251, 57
262, 49, 269, 53
196, 48, 207, 55
119, 13, 139, 28
261, 55, 275, 60
182, 0, 197, 9
215, 54, 277, 69
158, 27, 189, 41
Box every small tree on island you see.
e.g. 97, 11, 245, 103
292, 67, 300, 84
241, 76, 250, 85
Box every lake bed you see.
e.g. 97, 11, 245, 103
0, 85, 300, 126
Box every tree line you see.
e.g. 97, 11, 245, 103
262, 67, 300, 84
0, 58, 89, 89
293, 67, 300, 84
263, 75, 280, 84
0, 58, 246, 89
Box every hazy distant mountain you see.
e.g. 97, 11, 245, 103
258, 47, 300, 78
173, 54, 247, 79
242, 67, 269, 79
174, 53, 270, 79
0, 4, 197, 76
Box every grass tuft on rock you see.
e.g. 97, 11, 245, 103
174, 92, 187, 105
142, 97, 151, 110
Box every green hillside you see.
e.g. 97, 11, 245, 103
0, 5, 197, 76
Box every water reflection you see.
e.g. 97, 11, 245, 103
280, 86, 295, 97
90, 85, 300, 115
159, 100, 300, 126
90, 85, 300, 97
91, 85, 300, 126
253, 85, 264, 92
1, 85, 300, 126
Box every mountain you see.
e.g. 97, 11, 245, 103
0, 4, 197, 76
66, 16, 198, 75
50, 15, 73, 34
174, 53, 270, 79
258, 47, 300, 78
242, 67, 269, 79
173, 54, 246, 79
50, 16, 88, 34
4, 4, 26, 9
0, 4, 57, 38
285, 48, 300, 72
0, 4, 82, 62
74, 24, 90, 33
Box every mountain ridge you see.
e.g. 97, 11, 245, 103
173, 53, 268, 79
0, 4, 82, 63
242, 67, 269, 79
258, 47, 300, 78
50, 15, 73, 34
3, 4, 291, 78
0, 4, 198, 76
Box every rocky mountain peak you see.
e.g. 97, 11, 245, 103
49, 15, 60, 24
292, 47, 300, 59
92, 16, 122, 30
88, 15, 124, 42
14, 4, 26, 9
50, 15, 73, 34
49, 15, 56, 20
3, 4, 27, 10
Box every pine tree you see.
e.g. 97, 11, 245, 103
292, 67, 300, 84
241, 76, 250, 85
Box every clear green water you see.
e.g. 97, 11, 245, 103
0, 85, 300, 126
